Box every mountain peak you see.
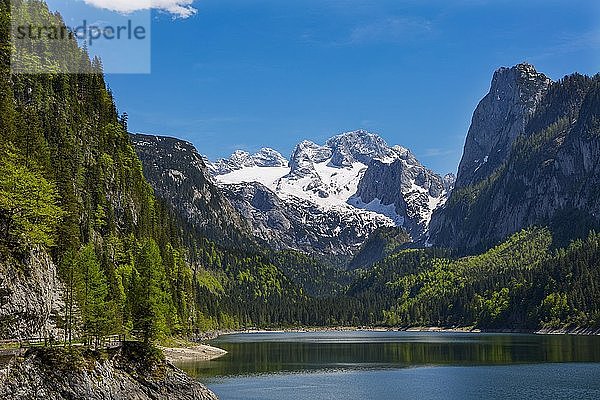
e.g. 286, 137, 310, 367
326, 129, 396, 167
490, 63, 551, 99
496, 62, 537, 73
430, 72, 600, 251
331, 129, 373, 139
514, 62, 538, 73
455, 63, 552, 188
252, 147, 288, 167
289, 140, 331, 173
210, 147, 287, 175
229, 150, 251, 164
327, 129, 383, 146
209, 129, 452, 247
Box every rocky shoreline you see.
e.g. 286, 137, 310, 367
160, 344, 227, 363
198, 325, 600, 338
0, 344, 218, 400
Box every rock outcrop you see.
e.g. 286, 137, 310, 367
0, 249, 64, 340
351, 147, 452, 240
0, 345, 218, 400
455, 63, 551, 189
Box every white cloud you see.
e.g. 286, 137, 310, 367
421, 148, 458, 158
349, 16, 433, 44
83, 0, 197, 18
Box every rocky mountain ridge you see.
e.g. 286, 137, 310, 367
455, 63, 552, 189
222, 181, 394, 255
210, 130, 453, 250
430, 65, 600, 252
210, 147, 288, 175
129, 64, 598, 259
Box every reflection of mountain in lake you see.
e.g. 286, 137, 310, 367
178, 332, 600, 378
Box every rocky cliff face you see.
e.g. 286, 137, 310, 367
0, 249, 63, 340
350, 147, 454, 240
430, 67, 600, 252
130, 134, 253, 247
455, 63, 551, 189
0, 346, 218, 400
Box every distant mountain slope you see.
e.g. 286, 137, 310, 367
210, 147, 288, 175
209, 130, 453, 254
222, 181, 391, 255
430, 65, 600, 252
347, 227, 411, 270
346, 227, 600, 331
130, 134, 254, 248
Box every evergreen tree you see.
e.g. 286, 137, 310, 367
75, 244, 112, 346
132, 239, 169, 342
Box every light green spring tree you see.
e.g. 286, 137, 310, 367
0, 147, 64, 252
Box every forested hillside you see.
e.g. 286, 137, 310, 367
343, 228, 600, 330
129, 134, 255, 250
0, 0, 308, 341
1, 0, 599, 342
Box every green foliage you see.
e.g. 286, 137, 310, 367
271, 250, 352, 297
131, 239, 170, 342
348, 227, 411, 270
195, 268, 225, 296
367, 228, 553, 327
540, 293, 570, 328
74, 245, 113, 343
0, 147, 64, 251
474, 288, 510, 327
118, 341, 166, 377
4, 0, 600, 342
33, 347, 94, 373
347, 228, 600, 331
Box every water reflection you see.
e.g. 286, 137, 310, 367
178, 331, 600, 379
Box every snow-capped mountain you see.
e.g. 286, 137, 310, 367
210, 148, 288, 175
350, 152, 455, 240
209, 130, 454, 251
222, 181, 393, 255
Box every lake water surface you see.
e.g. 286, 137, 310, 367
178, 331, 600, 400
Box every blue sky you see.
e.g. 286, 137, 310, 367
60, 0, 600, 173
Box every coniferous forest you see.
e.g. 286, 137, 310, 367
1, 0, 600, 351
